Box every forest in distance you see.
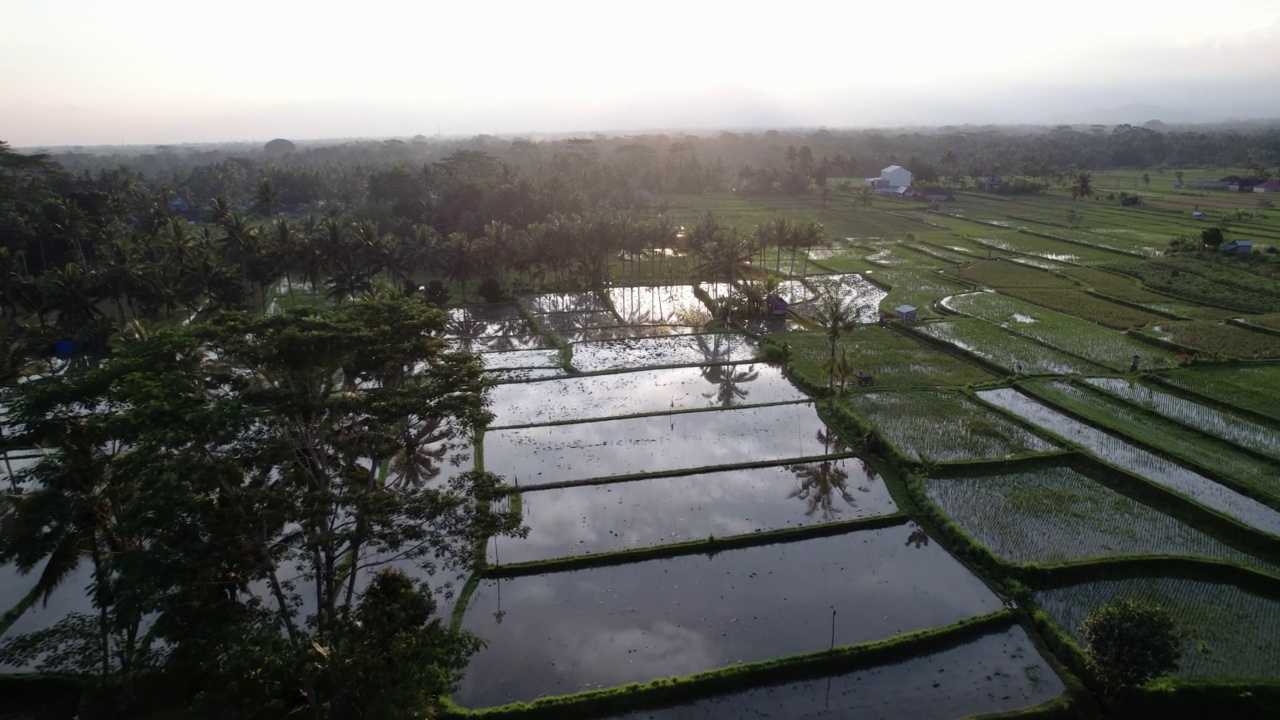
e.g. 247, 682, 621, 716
3, 116, 1280, 720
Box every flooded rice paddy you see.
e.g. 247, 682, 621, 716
483, 402, 840, 486
487, 364, 806, 427
487, 460, 897, 565
456, 527, 1005, 707
569, 334, 759, 373
605, 624, 1063, 720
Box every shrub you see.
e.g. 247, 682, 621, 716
477, 277, 505, 304
1079, 596, 1179, 692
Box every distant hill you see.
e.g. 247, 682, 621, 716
1045, 103, 1203, 126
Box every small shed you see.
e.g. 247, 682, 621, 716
895, 304, 918, 322
1254, 181, 1280, 193
1221, 240, 1254, 256
1191, 210, 1205, 218
766, 294, 788, 316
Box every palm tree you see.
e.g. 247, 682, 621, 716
1070, 172, 1096, 201
441, 232, 477, 301
254, 176, 281, 217
811, 281, 864, 390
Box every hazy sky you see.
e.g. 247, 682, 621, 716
4, 0, 1280, 146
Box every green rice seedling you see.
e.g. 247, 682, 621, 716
1085, 377, 1280, 460
926, 466, 1272, 571
1038, 577, 1280, 680
847, 391, 1055, 461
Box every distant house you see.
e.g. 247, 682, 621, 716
975, 176, 1004, 192
766, 294, 788, 316
1224, 176, 1263, 192
1191, 210, 1205, 218
916, 187, 951, 202
1187, 180, 1232, 190
1254, 181, 1280, 193
866, 165, 913, 189
1221, 240, 1254, 256
895, 304, 918, 322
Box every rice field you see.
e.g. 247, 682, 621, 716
1155, 365, 1280, 424
1025, 380, 1280, 504
489, 459, 896, 564
915, 319, 1107, 375
864, 268, 970, 317
1001, 289, 1164, 330
487, 364, 806, 427
1084, 377, 1280, 460
569, 333, 759, 372
774, 327, 993, 388
608, 284, 724, 326
483, 402, 840, 486
976, 388, 1280, 537
791, 273, 888, 324
1141, 321, 1280, 360
947, 260, 1076, 289
846, 391, 1056, 462
605, 624, 1064, 720
925, 466, 1273, 571
456, 527, 1005, 708
942, 291, 1179, 370
1038, 578, 1280, 680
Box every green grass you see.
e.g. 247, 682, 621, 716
1038, 577, 1280, 680
1023, 380, 1280, 507
774, 327, 993, 389
942, 291, 1179, 370
1141, 322, 1280, 360
925, 466, 1274, 572
844, 391, 1057, 462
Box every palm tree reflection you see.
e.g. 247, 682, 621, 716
786, 460, 855, 522
700, 363, 759, 407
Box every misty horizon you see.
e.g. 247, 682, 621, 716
4, 0, 1280, 147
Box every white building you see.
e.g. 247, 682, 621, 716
866, 165, 913, 189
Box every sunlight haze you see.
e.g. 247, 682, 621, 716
4, 0, 1280, 146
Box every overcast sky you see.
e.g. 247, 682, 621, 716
4, 0, 1280, 147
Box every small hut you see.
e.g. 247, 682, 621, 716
767, 294, 789, 316
895, 304, 918, 322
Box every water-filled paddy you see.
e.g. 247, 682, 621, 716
488, 459, 896, 564
484, 402, 842, 486
455, 527, 1004, 707
529, 311, 620, 336
476, 348, 561, 370
570, 334, 759, 372
926, 466, 1273, 571
445, 304, 531, 337
521, 291, 607, 314
488, 364, 806, 427
447, 334, 556, 352
608, 285, 722, 325
552, 324, 698, 344
605, 624, 1064, 720
976, 388, 1280, 536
